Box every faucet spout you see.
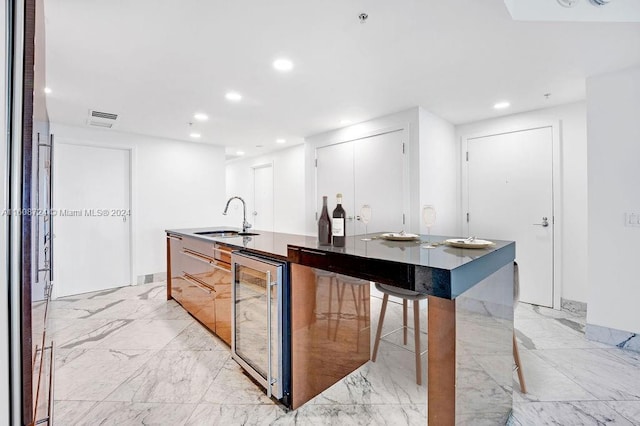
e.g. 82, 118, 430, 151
222, 196, 252, 233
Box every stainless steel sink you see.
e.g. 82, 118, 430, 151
195, 230, 239, 237
195, 230, 260, 238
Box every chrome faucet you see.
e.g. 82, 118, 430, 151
223, 196, 252, 233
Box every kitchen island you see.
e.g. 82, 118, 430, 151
166, 227, 515, 425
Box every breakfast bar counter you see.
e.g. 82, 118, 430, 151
167, 227, 516, 425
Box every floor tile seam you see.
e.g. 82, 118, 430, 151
96, 348, 163, 404
54, 399, 101, 421
194, 355, 233, 405
603, 400, 640, 425
512, 348, 604, 401
605, 348, 640, 368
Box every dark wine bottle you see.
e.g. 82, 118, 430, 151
332, 193, 346, 247
318, 196, 332, 245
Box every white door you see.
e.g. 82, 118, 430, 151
53, 143, 131, 297
316, 141, 356, 236
316, 130, 406, 238
354, 131, 405, 235
466, 127, 554, 307
253, 164, 274, 232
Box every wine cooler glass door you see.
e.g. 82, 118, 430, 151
232, 252, 283, 399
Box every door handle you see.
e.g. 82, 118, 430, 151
533, 217, 549, 227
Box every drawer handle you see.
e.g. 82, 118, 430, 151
182, 248, 215, 264
182, 273, 215, 294
211, 263, 231, 273
168, 234, 182, 241
183, 249, 231, 272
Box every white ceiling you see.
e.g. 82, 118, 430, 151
43, 0, 640, 158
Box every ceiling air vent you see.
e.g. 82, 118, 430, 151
87, 109, 118, 129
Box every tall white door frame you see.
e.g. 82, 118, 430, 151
252, 162, 274, 232
461, 122, 562, 309
51, 140, 136, 298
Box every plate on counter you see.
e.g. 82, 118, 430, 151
380, 232, 421, 241
444, 238, 495, 249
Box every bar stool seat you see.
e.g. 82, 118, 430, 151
371, 283, 428, 385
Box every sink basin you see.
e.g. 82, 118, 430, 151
195, 230, 239, 237
195, 230, 260, 238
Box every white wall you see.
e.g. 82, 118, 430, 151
1, 3, 10, 424
225, 144, 306, 235
586, 67, 640, 334
418, 109, 458, 236
456, 102, 588, 303
50, 123, 227, 280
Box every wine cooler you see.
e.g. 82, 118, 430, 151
231, 251, 291, 404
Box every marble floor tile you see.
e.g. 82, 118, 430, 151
163, 321, 228, 351
511, 349, 598, 402
144, 299, 195, 320
48, 298, 128, 320
56, 319, 133, 350
202, 358, 273, 405
516, 318, 609, 350
185, 403, 291, 426
536, 348, 640, 401
55, 348, 157, 401
511, 401, 635, 425
94, 319, 192, 350
53, 400, 98, 425
606, 401, 640, 425
73, 401, 197, 426
308, 342, 427, 406
289, 403, 428, 426
105, 349, 229, 403
87, 299, 173, 320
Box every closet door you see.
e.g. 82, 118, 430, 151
315, 129, 406, 239
316, 142, 355, 237
354, 130, 405, 235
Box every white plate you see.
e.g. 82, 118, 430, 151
444, 238, 494, 249
380, 232, 421, 241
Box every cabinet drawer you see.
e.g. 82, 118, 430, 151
171, 275, 217, 332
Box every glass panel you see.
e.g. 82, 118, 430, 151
235, 264, 269, 378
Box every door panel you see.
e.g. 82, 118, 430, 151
316, 130, 405, 239
467, 127, 553, 307
354, 131, 404, 234
253, 165, 274, 232
316, 142, 355, 237
54, 143, 131, 297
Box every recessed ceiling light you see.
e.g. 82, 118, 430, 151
276, 138, 286, 144
236, 150, 245, 156
273, 58, 294, 72
225, 92, 242, 102
189, 132, 201, 139
193, 113, 208, 121
493, 101, 510, 110
44, 87, 52, 94
340, 119, 353, 125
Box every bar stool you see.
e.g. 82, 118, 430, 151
371, 283, 429, 385
513, 261, 527, 393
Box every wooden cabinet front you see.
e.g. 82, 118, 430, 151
167, 234, 232, 345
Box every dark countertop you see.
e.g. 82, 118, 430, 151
166, 227, 515, 299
